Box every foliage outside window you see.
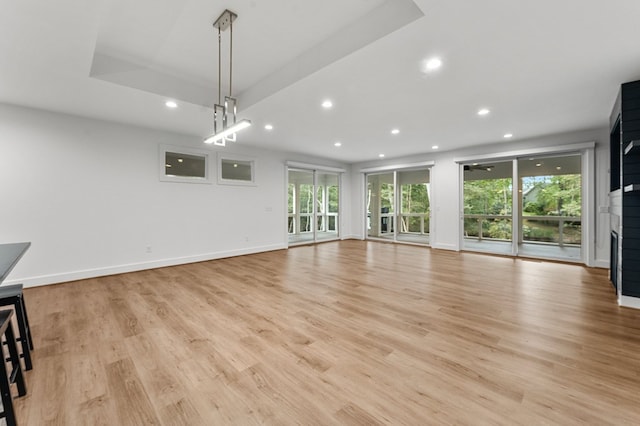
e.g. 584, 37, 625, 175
328, 186, 339, 213
299, 184, 314, 232
380, 183, 395, 213
464, 178, 513, 241
288, 184, 295, 214
400, 183, 430, 233
463, 174, 582, 244
521, 174, 581, 245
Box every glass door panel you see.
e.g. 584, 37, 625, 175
317, 172, 340, 242
397, 169, 430, 244
517, 154, 582, 261
288, 169, 315, 244
463, 161, 513, 255
366, 173, 395, 240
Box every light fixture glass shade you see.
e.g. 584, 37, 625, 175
204, 119, 252, 145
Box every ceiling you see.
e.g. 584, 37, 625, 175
2, 0, 640, 163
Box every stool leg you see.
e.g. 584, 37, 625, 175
4, 323, 26, 397
19, 297, 33, 351
14, 297, 32, 371
0, 335, 17, 426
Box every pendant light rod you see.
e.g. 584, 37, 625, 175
217, 27, 221, 105
229, 19, 233, 98
207, 9, 250, 147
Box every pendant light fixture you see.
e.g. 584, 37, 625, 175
204, 9, 251, 146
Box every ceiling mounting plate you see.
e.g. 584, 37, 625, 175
213, 9, 237, 32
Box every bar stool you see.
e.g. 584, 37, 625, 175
0, 309, 26, 426
0, 285, 33, 371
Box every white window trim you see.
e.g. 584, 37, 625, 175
456, 142, 596, 266
217, 152, 257, 186
159, 144, 212, 184
286, 161, 345, 173
360, 160, 435, 173
453, 141, 595, 164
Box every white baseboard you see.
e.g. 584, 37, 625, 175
430, 242, 458, 251
593, 259, 609, 269
341, 234, 364, 240
619, 295, 640, 310
5, 243, 287, 288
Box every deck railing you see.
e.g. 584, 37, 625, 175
288, 213, 338, 234
464, 214, 581, 246
367, 213, 430, 236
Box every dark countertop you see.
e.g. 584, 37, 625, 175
0, 242, 30, 284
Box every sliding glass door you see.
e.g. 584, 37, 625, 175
288, 168, 340, 245
398, 170, 430, 244
288, 169, 315, 244
461, 153, 583, 261
517, 154, 582, 261
316, 172, 340, 242
367, 172, 395, 240
462, 161, 514, 255
366, 168, 431, 245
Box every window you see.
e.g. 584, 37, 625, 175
159, 145, 211, 184
218, 154, 256, 185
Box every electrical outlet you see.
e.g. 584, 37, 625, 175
146, 245, 152, 253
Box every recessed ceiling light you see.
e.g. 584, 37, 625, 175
478, 108, 490, 116
177, 158, 184, 163
424, 57, 442, 71
165, 164, 172, 168
233, 163, 238, 168
536, 163, 542, 167
556, 166, 562, 170
486, 167, 493, 171
379, 154, 385, 158
473, 163, 479, 166
334, 142, 342, 147
165, 100, 178, 108
322, 100, 333, 109
504, 133, 513, 139
391, 129, 400, 135
432, 145, 439, 150
264, 124, 273, 130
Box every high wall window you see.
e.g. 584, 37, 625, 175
159, 145, 211, 184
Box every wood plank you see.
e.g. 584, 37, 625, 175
105, 358, 161, 426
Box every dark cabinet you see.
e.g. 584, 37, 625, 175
610, 80, 640, 298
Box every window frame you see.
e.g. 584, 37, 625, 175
159, 144, 212, 184
217, 153, 257, 186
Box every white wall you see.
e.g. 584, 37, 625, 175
0, 103, 350, 286
0, 102, 610, 288
350, 127, 611, 267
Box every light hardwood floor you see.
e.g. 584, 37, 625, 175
12, 240, 640, 425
